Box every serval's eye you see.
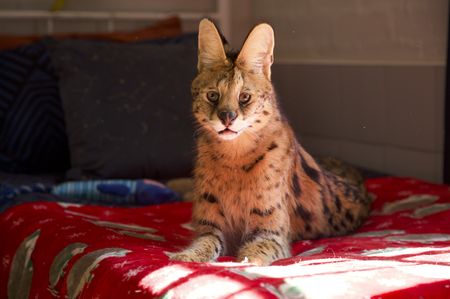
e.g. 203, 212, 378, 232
239, 92, 251, 104
206, 91, 220, 103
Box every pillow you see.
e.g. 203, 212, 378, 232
46, 35, 197, 180
0, 16, 182, 174
0, 41, 70, 173
0, 16, 182, 50
51, 179, 180, 205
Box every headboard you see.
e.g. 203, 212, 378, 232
0, 0, 230, 37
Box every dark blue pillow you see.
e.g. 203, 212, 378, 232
0, 42, 70, 173
46, 35, 197, 180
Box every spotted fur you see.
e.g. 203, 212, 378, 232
170, 19, 372, 266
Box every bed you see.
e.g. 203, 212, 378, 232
1, 4, 450, 299
0, 177, 449, 298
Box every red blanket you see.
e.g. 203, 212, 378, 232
1, 177, 450, 298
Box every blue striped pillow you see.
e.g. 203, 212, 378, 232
0, 41, 70, 173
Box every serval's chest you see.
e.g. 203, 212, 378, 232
197, 154, 291, 254
205, 164, 258, 225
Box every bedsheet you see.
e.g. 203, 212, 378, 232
1, 177, 449, 299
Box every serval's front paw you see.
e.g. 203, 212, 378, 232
168, 250, 212, 263
237, 253, 273, 266
238, 240, 289, 266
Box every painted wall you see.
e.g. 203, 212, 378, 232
0, 0, 217, 14
236, 0, 448, 183
0, 0, 215, 33
0, 0, 447, 182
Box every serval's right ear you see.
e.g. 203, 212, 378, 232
197, 19, 228, 72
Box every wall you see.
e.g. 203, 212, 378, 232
0, 0, 447, 182
238, 0, 448, 183
0, 0, 215, 34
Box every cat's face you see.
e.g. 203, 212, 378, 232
192, 20, 276, 141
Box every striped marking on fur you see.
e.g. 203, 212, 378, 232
242, 154, 265, 172
300, 154, 321, 184
291, 173, 301, 197
250, 206, 275, 217
295, 204, 312, 222
198, 219, 220, 230
202, 193, 218, 203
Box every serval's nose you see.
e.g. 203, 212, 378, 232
218, 110, 238, 127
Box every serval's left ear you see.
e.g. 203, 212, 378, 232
236, 23, 274, 80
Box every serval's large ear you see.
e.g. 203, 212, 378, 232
197, 19, 227, 72
236, 23, 274, 80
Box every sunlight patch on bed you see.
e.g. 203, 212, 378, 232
404, 252, 450, 264
279, 263, 450, 299
139, 264, 194, 294
241, 258, 408, 279
208, 261, 250, 267
165, 274, 247, 298
395, 263, 450, 280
